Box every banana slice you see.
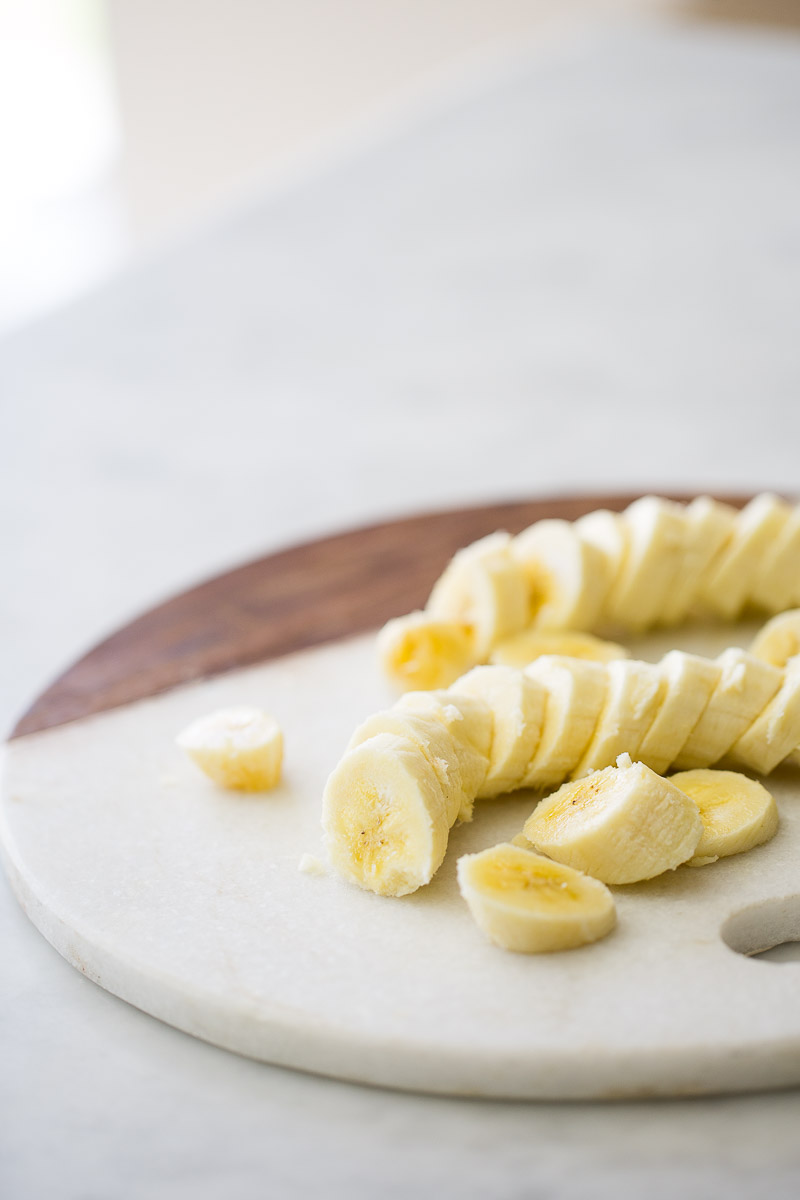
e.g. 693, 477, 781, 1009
750, 609, 800, 668
512, 519, 608, 632
658, 495, 736, 626
636, 650, 721, 775
427, 532, 530, 657
727, 658, 800, 775
377, 612, 476, 691
451, 666, 546, 797
322, 733, 450, 896
669, 769, 778, 865
573, 508, 629, 629
395, 690, 492, 816
177, 707, 283, 791
672, 648, 783, 770
749, 506, 800, 612
523, 656, 608, 787
490, 629, 628, 668
571, 659, 665, 778
456, 843, 616, 953
522, 755, 703, 884
698, 493, 790, 619
610, 496, 688, 632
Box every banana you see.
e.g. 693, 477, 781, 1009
451, 666, 546, 798
672, 648, 783, 770
750, 609, 800, 668
522, 656, 608, 787
571, 659, 665, 778
395, 690, 492, 816
522, 754, 703, 884
377, 611, 476, 691
609, 496, 688, 632
512, 519, 608, 632
322, 733, 451, 896
177, 707, 283, 791
456, 842, 616, 953
669, 769, 778, 865
658, 495, 736, 626
426, 532, 530, 657
636, 650, 721, 775
749, 506, 800, 612
698, 493, 790, 619
573, 508, 628, 628
727, 657, 800, 775
490, 629, 628, 668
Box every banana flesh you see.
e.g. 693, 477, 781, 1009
750, 609, 800, 668
177, 707, 283, 791
669, 769, 778, 865
698, 493, 789, 620
523, 656, 608, 787
427, 532, 529, 657
636, 650, 720, 775
457, 843, 616, 953
451, 666, 545, 799
571, 659, 665, 778
490, 629, 628, 668
377, 611, 476, 692
512, 519, 608, 632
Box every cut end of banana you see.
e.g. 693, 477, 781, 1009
177, 706, 283, 791
377, 611, 476, 691
489, 629, 628, 669
457, 842, 616, 953
668, 769, 778, 865
523, 758, 702, 884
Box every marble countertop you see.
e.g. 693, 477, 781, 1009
2, 19, 800, 1198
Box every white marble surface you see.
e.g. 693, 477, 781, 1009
2, 17, 800, 1197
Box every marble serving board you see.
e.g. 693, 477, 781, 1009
2, 495, 799, 1100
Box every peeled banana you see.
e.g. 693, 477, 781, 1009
669, 768, 778, 866
177, 707, 283, 791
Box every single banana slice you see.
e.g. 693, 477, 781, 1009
672, 648, 783, 770
377, 611, 476, 691
177, 707, 283, 791
427, 532, 530, 657
322, 733, 450, 896
490, 629, 628, 668
698, 493, 790, 619
523, 755, 703, 884
523, 656, 608, 787
750, 609, 800, 668
727, 658, 800, 774
457, 843, 616, 953
451, 666, 546, 797
512, 519, 608, 632
396, 690, 492, 817
669, 769, 778, 865
573, 508, 629, 630
636, 650, 721, 775
610, 496, 688, 632
658, 495, 736, 626
749, 506, 800, 612
571, 659, 665, 778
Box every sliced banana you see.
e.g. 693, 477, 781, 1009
727, 658, 800, 775
522, 755, 703, 884
636, 650, 721, 775
749, 506, 800, 612
750, 609, 800, 669
610, 496, 688, 632
177, 707, 283, 791
523, 656, 608, 788
377, 611, 476, 691
451, 666, 545, 797
571, 659, 665, 778
669, 769, 778, 865
427, 532, 530, 657
698, 493, 790, 619
490, 629, 628, 668
395, 690, 492, 817
322, 733, 450, 896
573, 508, 629, 629
658, 495, 736, 626
673, 648, 783, 770
456, 842, 616, 953
512, 519, 608, 632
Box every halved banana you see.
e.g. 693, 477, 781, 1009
727, 658, 800, 775
512, 519, 608, 632
669, 769, 778, 865
571, 659, 665, 778
490, 629, 628, 668
658, 495, 736, 626
322, 733, 451, 896
457, 842, 616, 953
523, 656, 608, 787
177, 707, 283, 791
750, 609, 800, 668
672, 648, 783, 770
426, 532, 530, 657
636, 650, 721, 775
377, 611, 476, 691
610, 496, 688, 632
749, 507, 800, 612
451, 665, 545, 797
522, 755, 703, 884
698, 493, 790, 619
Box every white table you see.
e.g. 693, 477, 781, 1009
2, 20, 800, 1198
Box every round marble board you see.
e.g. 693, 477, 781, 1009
2, 495, 799, 1100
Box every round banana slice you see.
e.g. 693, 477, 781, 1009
658, 495, 736, 626
750, 609, 800, 669
522, 656, 608, 788
377, 611, 476, 691
573, 508, 630, 630
636, 650, 721, 775
323, 733, 450, 896
698, 493, 790, 620
749, 507, 800, 612
176, 706, 283, 791
669, 769, 778, 865
610, 496, 688, 632
451, 666, 546, 797
727, 658, 800, 775
457, 843, 616, 954
523, 756, 703, 884
489, 629, 628, 668
512, 519, 608, 632
571, 659, 665, 779
395, 690, 492, 818
426, 532, 530, 657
